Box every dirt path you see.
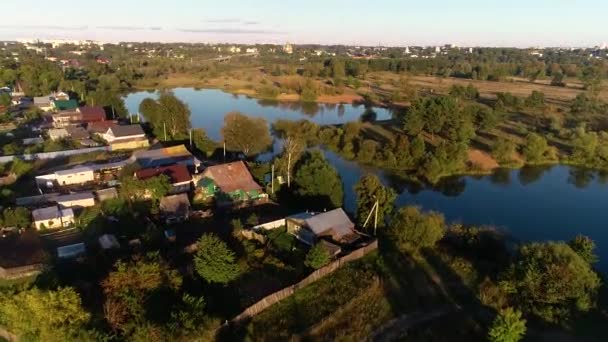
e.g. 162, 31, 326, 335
468, 149, 499, 170
370, 305, 460, 342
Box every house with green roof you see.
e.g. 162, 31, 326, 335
52, 99, 79, 111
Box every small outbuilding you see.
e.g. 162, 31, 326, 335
159, 193, 191, 224
57, 242, 86, 259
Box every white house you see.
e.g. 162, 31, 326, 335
34, 96, 53, 111
32, 206, 74, 230
36, 167, 95, 188
101, 125, 146, 143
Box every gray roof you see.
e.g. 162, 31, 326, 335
56, 192, 95, 203
109, 124, 145, 137
34, 96, 52, 105
32, 206, 74, 221
57, 242, 85, 258
303, 208, 355, 239
95, 188, 118, 201
55, 166, 94, 176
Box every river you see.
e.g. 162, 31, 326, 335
125, 88, 608, 272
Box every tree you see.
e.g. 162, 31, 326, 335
354, 174, 396, 228
0, 287, 92, 341
579, 65, 603, 95
550, 72, 566, 87
522, 133, 548, 163
304, 243, 331, 269
0, 92, 10, 106
120, 174, 171, 202
194, 234, 240, 284
138, 93, 191, 140
293, 151, 344, 209
10, 157, 32, 177
279, 136, 304, 188
88, 90, 128, 118
221, 111, 272, 156
524, 91, 545, 110
488, 308, 527, 342
1, 207, 31, 228
191, 128, 216, 157
503, 242, 601, 323
388, 206, 445, 251
569, 235, 598, 265
492, 138, 517, 165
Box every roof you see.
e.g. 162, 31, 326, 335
109, 124, 145, 138
160, 193, 191, 215
130, 145, 200, 168
48, 128, 69, 138
87, 120, 117, 133
53, 99, 79, 110
32, 206, 74, 221
135, 164, 192, 184
303, 208, 355, 241
95, 188, 118, 201
34, 96, 52, 105
78, 106, 106, 122
201, 161, 262, 193
55, 166, 93, 176
55, 192, 95, 203
57, 242, 85, 258
66, 126, 90, 140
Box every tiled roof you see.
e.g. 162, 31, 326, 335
78, 106, 106, 122
201, 161, 262, 193
135, 164, 192, 184
109, 124, 145, 137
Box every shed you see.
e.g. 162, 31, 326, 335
95, 188, 118, 202
159, 193, 191, 224
57, 242, 86, 259
286, 208, 359, 246
55, 192, 96, 209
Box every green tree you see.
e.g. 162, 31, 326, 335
87, 90, 128, 118
388, 206, 445, 251
1, 207, 31, 228
0, 287, 92, 341
492, 138, 517, 165
120, 175, 171, 202
410, 136, 426, 162
191, 128, 216, 157
221, 111, 272, 156
579, 65, 603, 95
522, 133, 548, 163
355, 174, 396, 228
138, 93, 191, 140
503, 242, 601, 323
0, 92, 10, 106
569, 235, 598, 265
10, 157, 33, 177
293, 151, 344, 209
524, 91, 545, 110
194, 234, 240, 284
304, 243, 331, 269
488, 307, 527, 342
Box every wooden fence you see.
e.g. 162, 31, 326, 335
230, 239, 378, 324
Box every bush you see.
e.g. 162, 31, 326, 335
194, 234, 240, 284
388, 206, 445, 251
488, 307, 526, 342
304, 244, 331, 269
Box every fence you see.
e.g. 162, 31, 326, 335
252, 218, 286, 231
0, 263, 45, 280
0, 146, 109, 164
230, 239, 378, 324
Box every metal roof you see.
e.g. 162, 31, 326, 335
303, 208, 355, 240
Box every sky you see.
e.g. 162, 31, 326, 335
0, 0, 606, 47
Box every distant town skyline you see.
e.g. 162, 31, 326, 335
0, 0, 606, 47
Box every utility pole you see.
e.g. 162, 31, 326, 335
362, 199, 380, 235
223, 141, 226, 161
163, 122, 167, 141
271, 164, 275, 194
112, 106, 116, 119
373, 199, 379, 236
189, 129, 192, 147
287, 152, 291, 188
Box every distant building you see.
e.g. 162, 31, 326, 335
245, 47, 258, 54
52, 99, 79, 111
32, 206, 75, 230
283, 42, 294, 54
34, 96, 53, 111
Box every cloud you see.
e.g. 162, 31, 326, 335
96, 26, 163, 31
179, 28, 285, 35
243, 21, 259, 25
204, 19, 241, 23
0, 25, 88, 31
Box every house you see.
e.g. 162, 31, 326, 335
53, 91, 70, 101
135, 164, 192, 194
57, 242, 85, 259
32, 206, 75, 230
47, 128, 70, 141
78, 106, 106, 123
34, 96, 53, 111
100, 124, 149, 150
66, 126, 90, 141
159, 193, 191, 224
55, 192, 96, 209
285, 208, 359, 246
87, 120, 117, 134
52, 99, 79, 111
98, 234, 120, 250
130, 145, 201, 169
196, 161, 265, 207
36, 166, 95, 188
51, 110, 81, 127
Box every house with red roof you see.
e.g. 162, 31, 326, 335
196, 161, 266, 208
135, 164, 193, 194
78, 106, 106, 123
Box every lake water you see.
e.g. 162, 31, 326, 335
125, 89, 608, 272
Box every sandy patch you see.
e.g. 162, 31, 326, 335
468, 149, 499, 170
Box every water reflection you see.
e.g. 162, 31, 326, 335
518, 165, 551, 186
